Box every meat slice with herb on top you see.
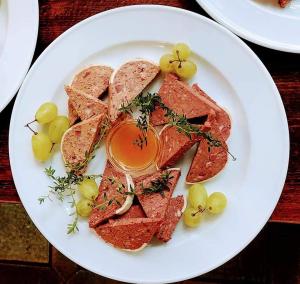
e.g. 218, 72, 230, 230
157, 195, 185, 242
89, 161, 133, 228
61, 114, 105, 174
134, 168, 181, 219
150, 73, 218, 126
68, 65, 113, 125
186, 137, 228, 183
65, 86, 108, 121
95, 218, 162, 251
109, 59, 160, 122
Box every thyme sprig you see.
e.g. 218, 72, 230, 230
142, 171, 173, 197
41, 166, 102, 234
119, 92, 222, 149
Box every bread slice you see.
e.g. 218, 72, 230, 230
150, 73, 217, 126
157, 125, 197, 169
95, 218, 161, 251
157, 195, 185, 242
186, 138, 228, 183
192, 84, 231, 141
65, 86, 108, 121
134, 168, 181, 219
108, 59, 160, 121
61, 114, 105, 174
68, 65, 113, 125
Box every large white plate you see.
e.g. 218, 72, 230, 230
196, 0, 300, 53
9, 5, 289, 283
0, 0, 39, 112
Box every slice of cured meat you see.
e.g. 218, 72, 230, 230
192, 84, 231, 141
157, 195, 185, 242
61, 114, 105, 174
134, 169, 181, 219
68, 65, 113, 124
68, 100, 79, 126
89, 161, 130, 228
150, 73, 217, 126
108, 205, 146, 224
65, 86, 108, 121
72, 65, 113, 98
157, 125, 196, 169
95, 218, 161, 251
186, 138, 228, 183
109, 59, 160, 122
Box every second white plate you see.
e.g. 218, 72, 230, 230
197, 0, 300, 53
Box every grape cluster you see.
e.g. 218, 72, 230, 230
27, 102, 70, 162
183, 183, 227, 228
76, 178, 99, 217
159, 43, 197, 80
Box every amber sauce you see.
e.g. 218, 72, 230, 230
109, 121, 159, 170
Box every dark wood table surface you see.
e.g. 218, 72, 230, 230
0, 1, 299, 284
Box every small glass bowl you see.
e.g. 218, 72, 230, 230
105, 119, 160, 176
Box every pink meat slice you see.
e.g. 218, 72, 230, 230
150, 73, 217, 126
157, 195, 184, 242
192, 84, 231, 141
134, 169, 181, 219
109, 60, 160, 122
65, 86, 108, 121
95, 218, 161, 250
89, 161, 128, 228
186, 138, 228, 183
157, 126, 197, 169
108, 205, 146, 224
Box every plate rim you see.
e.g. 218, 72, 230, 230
196, 0, 300, 53
0, 0, 39, 112
9, 5, 290, 283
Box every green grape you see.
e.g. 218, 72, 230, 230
35, 102, 58, 124
78, 178, 99, 200
207, 192, 227, 214
183, 207, 202, 228
172, 43, 191, 60
48, 116, 70, 143
174, 60, 197, 79
31, 132, 52, 162
188, 183, 208, 211
160, 54, 176, 73
76, 198, 93, 217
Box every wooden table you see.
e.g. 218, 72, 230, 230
0, 1, 299, 283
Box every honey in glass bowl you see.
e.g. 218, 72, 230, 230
106, 119, 160, 175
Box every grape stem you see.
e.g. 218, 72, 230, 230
168, 50, 184, 68
192, 207, 206, 216
24, 119, 37, 135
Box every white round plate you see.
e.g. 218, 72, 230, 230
0, 0, 39, 112
9, 5, 289, 284
196, 0, 300, 53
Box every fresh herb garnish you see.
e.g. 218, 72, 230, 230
142, 171, 173, 197
119, 93, 236, 160
41, 166, 101, 234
